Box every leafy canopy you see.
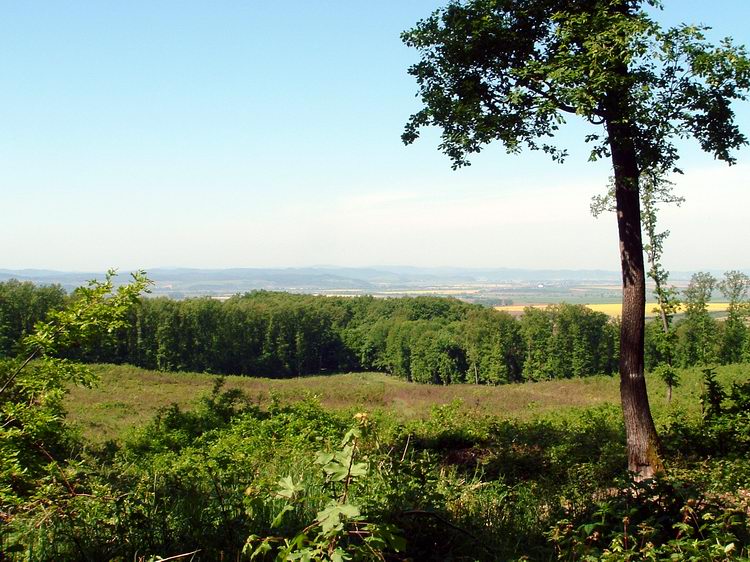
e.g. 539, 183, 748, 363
402, 0, 750, 172
0, 270, 151, 505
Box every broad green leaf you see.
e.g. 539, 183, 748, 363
316, 502, 360, 534
276, 475, 303, 499
271, 504, 294, 528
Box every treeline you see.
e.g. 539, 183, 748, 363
76, 292, 621, 384
0, 279, 66, 356
645, 270, 750, 370
1, 272, 748, 383
0, 283, 618, 383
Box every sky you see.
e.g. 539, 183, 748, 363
1, 1, 749, 272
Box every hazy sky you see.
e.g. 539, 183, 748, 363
2, 1, 749, 272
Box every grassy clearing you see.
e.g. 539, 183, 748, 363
65, 363, 750, 442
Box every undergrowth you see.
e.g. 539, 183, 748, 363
2, 371, 750, 560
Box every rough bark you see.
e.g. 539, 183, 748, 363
606, 102, 664, 480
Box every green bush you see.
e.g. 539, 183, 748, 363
5, 367, 750, 560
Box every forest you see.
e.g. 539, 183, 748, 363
1, 273, 747, 385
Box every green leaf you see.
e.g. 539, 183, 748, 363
316, 502, 360, 534
276, 475, 303, 499
323, 462, 350, 482
340, 427, 360, 447
349, 462, 368, 478
271, 504, 294, 528
249, 538, 273, 560
314, 451, 335, 466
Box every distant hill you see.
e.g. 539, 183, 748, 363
0, 266, 742, 300
0, 266, 618, 291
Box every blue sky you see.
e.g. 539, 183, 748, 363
2, 1, 749, 271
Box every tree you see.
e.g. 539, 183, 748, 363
0, 271, 150, 504
680, 271, 718, 366
411, 327, 467, 384
463, 308, 523, 384
518, 306, 555, 381
717, 270, 749, 364
0, 280, 66, 357
595, 171, 684, 400
402, 0, 750, 478
639, 174, 683, 402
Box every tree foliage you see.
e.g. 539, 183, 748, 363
718, 270, 750, 364
401, 0, 750, 171
680, 271, 718, 366
0, 280, 66, 357
402, 0, 750, 478
0, 271, 150, 505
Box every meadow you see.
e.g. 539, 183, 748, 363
35, 362, 748, 561
66, 362, 747, 443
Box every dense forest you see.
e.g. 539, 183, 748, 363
1, 273, 747, 384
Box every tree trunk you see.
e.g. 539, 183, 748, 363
607, 111, 664, 480
656, 293, 670, 335
649, 254, 674, 368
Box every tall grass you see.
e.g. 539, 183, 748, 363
65, 363, 748, 443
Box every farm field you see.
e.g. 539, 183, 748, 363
65, 362, 749, 443
495, 301, 730, 317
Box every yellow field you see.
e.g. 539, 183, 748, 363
495, 302, 730, 317
587, 302, 729, 317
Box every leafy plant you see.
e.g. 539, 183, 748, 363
653, 364, 680, 403
245, 415, 405, 561
0, 270, 150, 506
549, 476, 750, 561
701, 367, 726, 420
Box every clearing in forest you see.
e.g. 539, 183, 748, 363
65, 363, 748, 443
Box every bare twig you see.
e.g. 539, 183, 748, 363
36, 442, 77, 496
0, 348, 39, 397
401, 509, 479, 541
400, 434, 411, 462
155, 550, 202, 562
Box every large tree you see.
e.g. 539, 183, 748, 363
680, 271, 718, 367
718, 270, 750, 364
402, 0, 749, 478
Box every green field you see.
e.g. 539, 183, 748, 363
66, 363, 750, 442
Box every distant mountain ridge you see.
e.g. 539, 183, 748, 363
0, 266, 740, 298
0, 265, 621, 288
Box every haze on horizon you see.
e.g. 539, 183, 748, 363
2, 1, 749, 273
